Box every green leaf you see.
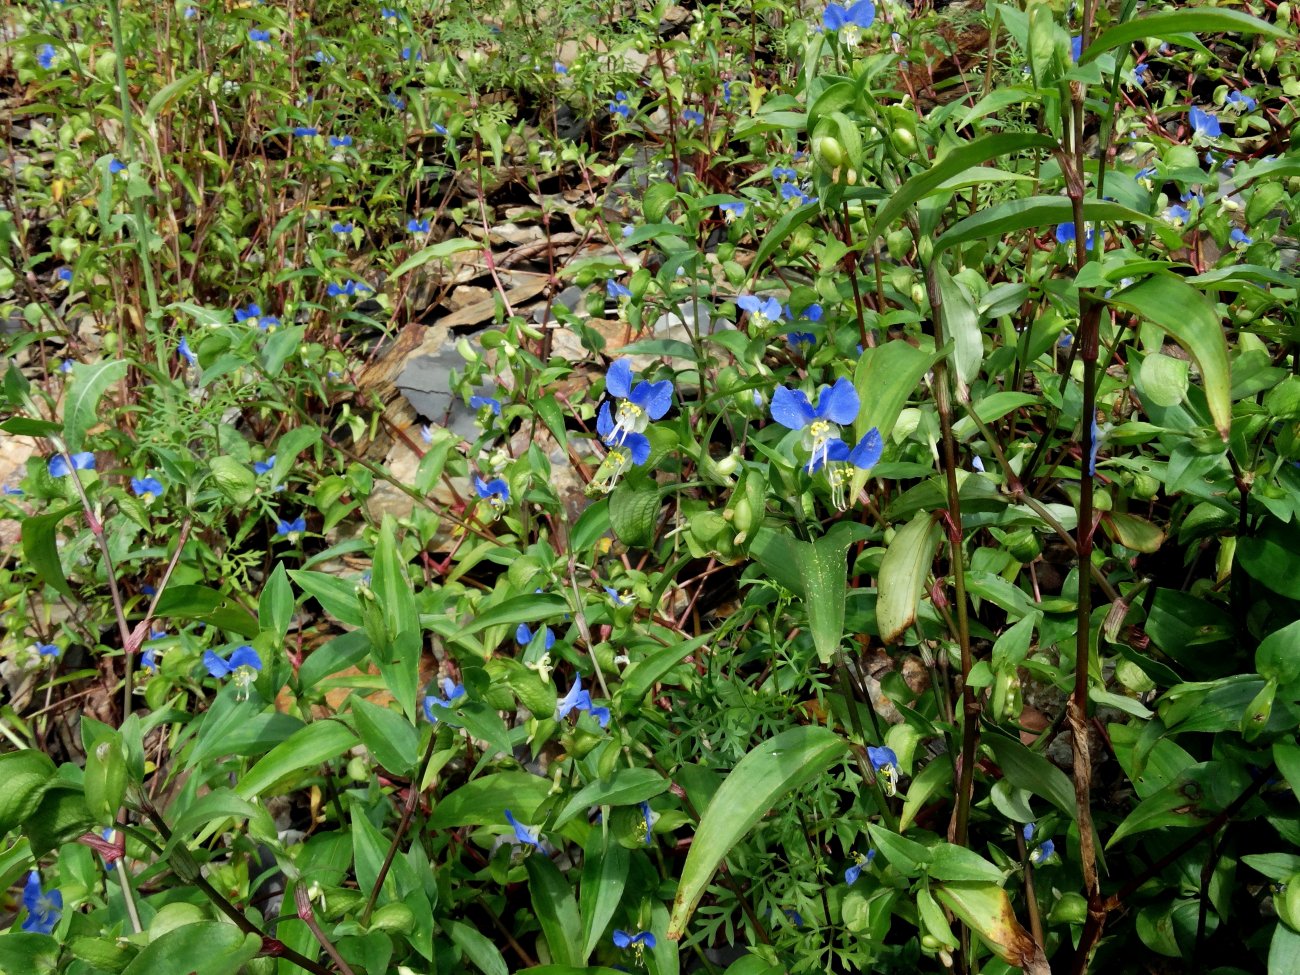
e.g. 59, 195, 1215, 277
427, 772, 553, 829
853, 341, 942, 444
876, 513, 941, 644
1107, 761, 1252, 847
580, 837, 629, 961
934, 264, 982, 395
926, 844, 1004, 884
1270, 922, 1300, 975
26, 784, 97, 857
1257, 619, 1300, 686
1107, 277, 1232, 440
267, 425, 321, 488
609, 481, 661, 548
748, 200, 820, 278
936, 197, 1168, 255
0, 750, 57, 835
166, 788, 278, 853
154, 585, 258, 638
289, 569, 366, 628
900, 758, 953, 832
866, 825, 931, 876
667, 726, 848, 938
259, 562, 294, 645
794, 530, 850, 663
526, 854, 583, 967
120, 923, 259, 975
208, 455, 257, 505
143, 69, 205, 125
0, 416, 60, 437
64, 359, 127, 452
1081, 10, 1288, 64
867, 133, 1057, 249
617, 632, 711, 709
370, 517, 422, 720
554, 769, 670, 828
22, 506, 76, 597
459, 593, 570, 636
447, 919, 509, 975
983, 733, 1076, 818
933, 882, 1048, 973
234, 719, 357, 800
350, 695, 420, 775
389, 238, 483, 279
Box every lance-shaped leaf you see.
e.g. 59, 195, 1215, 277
1106, 276, 1232, 440
1081, 9, 1287, 63
667, 726, 848, 939
794, 530, 851, 664
65, 360, 127, 452
877, 513, 941, 644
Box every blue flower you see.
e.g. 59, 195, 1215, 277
720, 201, 746, 222
254, 456, 276, 475
1070, 35, 1082, 62
772, 165, 797, 182
825, 428, 883, 472
277, 516, 307, 536
387, 94, 406, 110
422, 676, 466, 722
1055, 221, 1099, 249
621, 223, 635, 238
610, 91, 631, 118
142, 648, 159, 672
639, 801, 656, 844
257, 314, 281, 332
293, 126, 318, 137
56, 267, 72, 283
802, 303, 824, 322
332, 221, 354, 234
1227, 90, 1256, 112
845, 848, 876, 884
736, 294, 783, 328
554, 61, 568, 74
381, 6, 399, 20
556, 673, 592, 719
185, 7, 197, 18
2, 484, 24, 496
401, 46, 421, 61
21, 871, 62, 935
607, 280, 633, 301
1165, 204, 1190, 226
36, 643, 60, 658
1230, 228, 1253, 246
786, 331, 815, 354
37, 44, 56, 69
823, 1, 876, 44
234, 302, 263, 324
59, 359, 74, 374
407, 218, 431, 233
204, 644, 262, 679
248, 28, 271, 43
49, 452, 95, 477
179, 336, 198, 365
779, 181, 817, 205
769, 377, 859, 473
470, 394, 501, 415
433, 122, 448, 135
613, 930, 657, 950
1189, 107, 1221, 138
597, 359, 673, 448
312, 51, 336, 64
682, 109, 704, 125
108, 158, 127, 175
723, 81, 733, 104
504, 809, 543, 850
1023, 822, 1036, 842
474, 476, 510, 514
131, 475, 164, 501
1087, 417, 1101, 476
1030, 835, 1055, 866
517, 623, 555, 650
1131, 63, 1148, 86
330, 135, 352, 147
868, 744, 897, 770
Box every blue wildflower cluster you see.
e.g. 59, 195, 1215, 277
590, 359, 674, 493
770, 377, 883, 508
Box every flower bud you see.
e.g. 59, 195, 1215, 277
812, 135, 845, 173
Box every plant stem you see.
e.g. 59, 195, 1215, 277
295, 885, 358, 975
361, 726, 439, 924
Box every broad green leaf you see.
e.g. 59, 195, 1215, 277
370, 517, 422, 720
166, 788, 278, 853
952, 392, 1038, 442
1257, 619, 1300, 686
899, 758, 953, 832
209, 455, 256, 505
1107, 277, 1232, 439
1273, 742, 1300, 802
154, 585, 259, 638
350, 803, 393, 905
794, 530, 850, 663
1081, 10, 1287, 64
667, 726, 848, 938
853, 340, 942, 444
447, 919, 509, 975
609, 481, 661, 548
65, 359, 127, 452
1138, 353, 1189, 408
926, 844, 1004, 884
526, 855, 583, 967
460, 593, 570, 635
936, 197, 1169, 255
235, 719, 357, 800
350, 695, 420, 775
389, 238, 482, 279
143, 69, 204, 125
876, 513, 941, 644
554, 768, 670, 828
427, 772, 552, 829
867, 133, 1057, 249
580, 837, 629, 961
22, 506, 76, 597
1107, 761, 1252, 846
984, 733, 1076, 818
1270, 923, 1300, 975
289, 569, 366, 628
617, 632, 711, 709
748, 200, 820, 278
259, 562, 294, 645
1104, 512, 1166, 554
933, 882, 1048, 974
267, 425, 321, 488
121, 922, 260, 975
934, 264, 982, 396
866, 824, 931, 876
25, 784, 97, 857
0, 750, 57, 835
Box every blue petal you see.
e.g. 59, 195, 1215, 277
516, 623, 533, 645
823, 4, 847, 30
845, 864, 861, 885
606, 358, 633, 399
1055, 222, 1076, 244
848, 428, 883, 469
760, 297, 784, 322
229, 645, 262, 672
847, 0, 876, 26
204, 650, 231, 678
484, 478, 510, 501
631, 379, 674, 420
826, 439, 851, 463
867, 744, 897, 770
589, 705, 611, 728
624, 432, 651, 466
613, 930, 632, 948
597, 400, 615, 439
769, 386, 814, 429
815, 378, 860, 425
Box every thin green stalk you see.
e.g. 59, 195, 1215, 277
361, 726, 439, 924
